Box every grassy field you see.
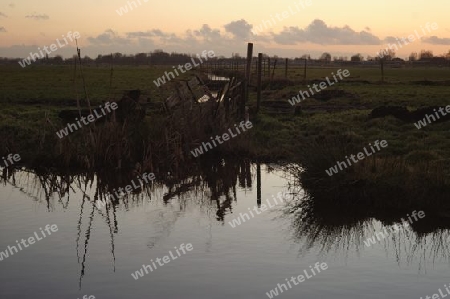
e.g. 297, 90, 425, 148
0, 64, 182, 104
1, 64, 449, 162
2, 64, 449, 102
246, 66, 450, 160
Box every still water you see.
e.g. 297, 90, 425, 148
0, 163, 449, 299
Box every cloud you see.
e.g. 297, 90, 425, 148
384, 36, 399, 43
0, 12, 7, 18
126, 29, 167, 38
193, 24, 222, 41
422, 36, 450, 45
91, 25, 225, 49
78, 23, 242, 58
0, 27, 6, 33
136, 37, 155, 48
6, 18, 433, 59
87, 29, 129, 45
25, 14, 49, 21
272, 19, 382, 45
224, 19, 253, 39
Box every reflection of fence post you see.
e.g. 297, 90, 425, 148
257, 53, 262, 114
242, 43, 253, 119
257, 162, 261, 207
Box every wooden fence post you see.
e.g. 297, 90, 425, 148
263, 58, 266, 77
257, 53, 262, 114
285, 58, 288, 79
242, 43, 253, 118
271, 59, 277, 80
303, 58, 307, 82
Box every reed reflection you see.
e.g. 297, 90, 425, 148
0, 158, 257, 288
283, 166, 450, 272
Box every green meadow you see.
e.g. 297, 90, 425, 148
1, 64, 449, 166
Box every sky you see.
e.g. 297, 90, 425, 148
0, 0, 449, 59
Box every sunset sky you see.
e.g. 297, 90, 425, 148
0, 0, 449, 59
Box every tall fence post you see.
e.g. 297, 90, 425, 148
242, 43, 253, 119
263, 58, 266, 77
303, 58, 307, 82
257, 53, 262, 114
285, 58, 288, 79
271, 59, 277, 80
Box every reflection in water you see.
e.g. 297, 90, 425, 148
283, 165, 450, 272
207, 74, 230, 81
0, 158, 258, 288
2, 158, 450, 288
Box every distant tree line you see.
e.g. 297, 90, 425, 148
318, 49, 450, 63
1, 49, 450, 66
0, 50, 207, 66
